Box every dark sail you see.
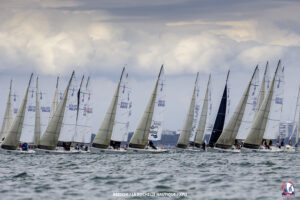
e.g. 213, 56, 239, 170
208, 80, 228, 147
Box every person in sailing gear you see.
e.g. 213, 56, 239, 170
201, 142, 206, 151
21, 143, 28, 151
149, 141, 157, 150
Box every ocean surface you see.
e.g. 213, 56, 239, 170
0, 151, 299, 200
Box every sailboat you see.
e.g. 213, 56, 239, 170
213, 66, 259, 153
242, 60, 284, 152
36, 71, 78, 154
0, 80, 14, 142
73, 76, 93, 152
207, 71, 230, 149
91, 67, 131, 153
284, 86, 300, 152
192, 75, 212, 151
176, 73, 199, 150
0, 73, 34, 153
127, 65, 168, 153
236, 64, 267, 143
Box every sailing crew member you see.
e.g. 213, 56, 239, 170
149, 141, 157, 149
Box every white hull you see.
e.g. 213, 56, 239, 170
208, 147, 241, 153
126, 147, 169, 154
242, 146, 284, 153
284, 145, 296, 153
0, 148, 35, 154
90, 147, 127, 154
35, 148, 80, 154
174, 147, 205, 153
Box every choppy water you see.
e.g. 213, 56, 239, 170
0, 151, 299, 200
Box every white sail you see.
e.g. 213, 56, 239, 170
176, 73, 198, 148
289, 87, 300, 144
39, 88, 51, 136
93, 68, 125, 148
38, 71, 75, 150
216, 67, 259, 148
194, 75, 211, 145
1, 74, 33, 150
189, 73, 201, 142
236, 66, 260, 140
129, 66, 163, 149
244, 61, 281, 149
83, 77, 93, 144
34, 77, 41, 146
73, 76, 93, 144
20, 76, 36, 143
111, 70, 132, 142
58, 75, 78, 142
148, 67, 166, 141
263, 63, 284, 140
0, 80, 14, 141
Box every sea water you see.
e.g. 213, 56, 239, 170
0, 151, 299, 200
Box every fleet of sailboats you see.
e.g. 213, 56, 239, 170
0, 60, 297, 154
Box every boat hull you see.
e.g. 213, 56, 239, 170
0, 148, 35, 154
35, 148, 80, 154
90, 147, 127, 154
207, 147, 241, 153
126, 148, 169, 154
242, 146, 284, 153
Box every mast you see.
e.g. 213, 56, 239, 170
244, 60, 281, 149
1, 73, 33, 150
208, 70, 230, 147
34, 76, 41, 146
194, 74, 211, 146
0, 80, 13, 141
216, 66, 259, 149
129, 65, 163, 149
92, 68, 125, 149
38, 71, 75, 150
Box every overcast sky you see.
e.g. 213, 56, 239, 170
0, 0, 300, 133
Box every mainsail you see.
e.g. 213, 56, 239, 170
129, 65, 163, 149
208, 71, 230, 147
194, 74, 211, 147
215, 66, 259, 149
92, 68, 125, 149
0, 80, 13, 141
58, 74, 78, 142
176, 73, 199, 149
1, 73, 33, 150
73, 76, 93, 144
263, 62, 284, 140
289, 87, 300, 145
236, 66, 260, 140
34, 77, 41, 146
148, 67, 166, 141
244, 60, 282, 149
38, 71, 75, 150
111, 70, 132, 143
